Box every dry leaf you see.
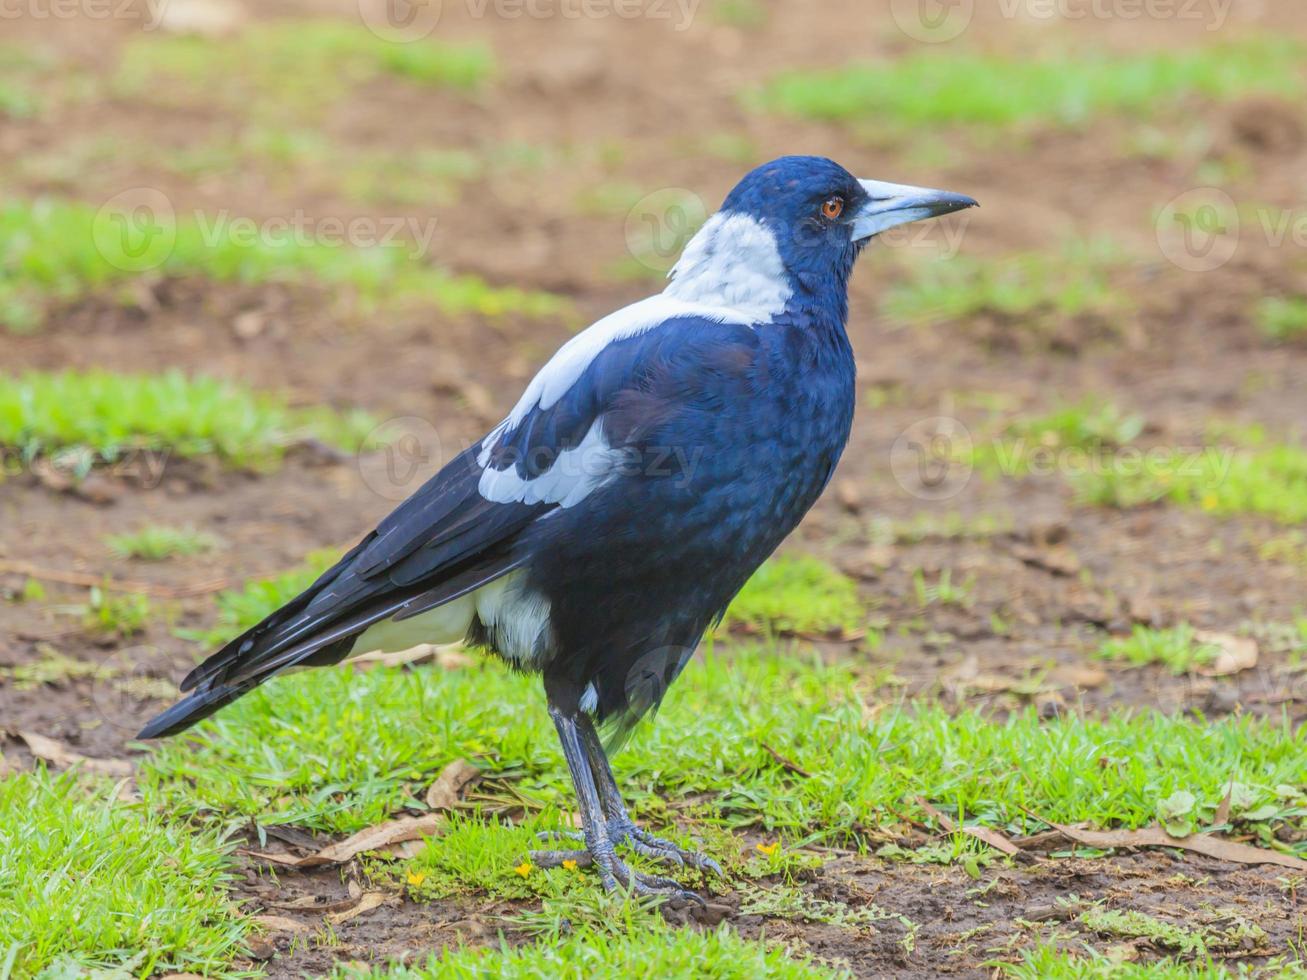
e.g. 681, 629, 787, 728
918, 798, 1023, 858
761, 743, 812, 778
1011, 542, 1081, 577
1213, 778, 1235, 828
1053, 664, 1108, 689
425, 759, 481, 810
327, 892, 385, 925
1030, 812, 1307, 870
154, 0, 247, 36
378, 838, 428, 860
252, 915, 310, 933
267, 895, 360, 915
247, 814, 441, 868
18, 732, 131, 777
1195, 631, 1259, 677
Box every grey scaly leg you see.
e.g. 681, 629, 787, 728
529, 705, 702, 901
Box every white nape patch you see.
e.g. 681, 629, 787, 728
579, 682, 598, 715
352, 570, 553, 669
479, 416, 624, 508
664, 212, 792, 321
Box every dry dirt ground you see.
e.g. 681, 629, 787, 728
3, 1, 1307, 976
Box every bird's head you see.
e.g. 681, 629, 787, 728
666, 155, 977, 322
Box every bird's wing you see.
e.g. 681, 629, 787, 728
141, 297, 761, 738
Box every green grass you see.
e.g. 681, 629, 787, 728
885, 242, 1127, 332
138, 649, 1307, 849
115, 21, 492, 122
1000, 941, 1304, 978
330, 920, 840, 979
0, 198, 564, 332
1095, 625, 1219, 675
107, 524, 221, 561
0, 768, 250, 978
1258, 296, 1307, 342
0, 43, 50, 119
723, 555, 864, 635
1074, 440, 1307, 524
754, 39, 1304, 136
974, 403, 1307, 525
0, 370, 373, 469
974, 400, 1145, 478
85, 586, 154, 638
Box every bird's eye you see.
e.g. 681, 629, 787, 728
821, 196, 844, 220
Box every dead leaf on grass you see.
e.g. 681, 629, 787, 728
761, 743, 811, 779
247, 814, 441, 868
18, 732, 131, 777
1195, 631, 1259, 677
266, 895, 360, 915
425, 758, 481, 810
1213, 778, 1235, 828
917, 797, 1024, 858
252, 914, 311, 933
327, 891, 386, 925
1028, 811, 1307, 870
1052, 664, 1108, 689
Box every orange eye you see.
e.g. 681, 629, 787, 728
821, 196, 844, 220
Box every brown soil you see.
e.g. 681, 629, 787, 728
3, 1, 1307, 976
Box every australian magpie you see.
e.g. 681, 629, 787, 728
140, 156, 976, 899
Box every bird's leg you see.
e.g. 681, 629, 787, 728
577, 714, 723, 877
530, 704, 701, 902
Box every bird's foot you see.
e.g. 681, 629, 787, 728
534, 821, 722, 877
530, 839, 705, 904
610, 818, 724, 877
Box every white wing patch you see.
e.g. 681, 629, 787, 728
478, 417, 626, 508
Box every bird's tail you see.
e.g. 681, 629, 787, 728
136, 547, 515, 740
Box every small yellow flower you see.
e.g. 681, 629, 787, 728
406, 870, 427, 887
514, 861, 532, 877
1202, 493, 1219, 511
562, 859, 578, 871
756, 841, 780, 857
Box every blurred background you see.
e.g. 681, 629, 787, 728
3, 0, 1307, 973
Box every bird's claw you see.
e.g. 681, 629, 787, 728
529, 821, 717, 905
617, 821, 724, 877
